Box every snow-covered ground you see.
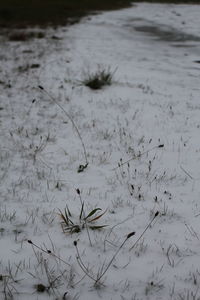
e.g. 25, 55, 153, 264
1, 2, 200, 299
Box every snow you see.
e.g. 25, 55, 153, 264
1, 2, 200, 299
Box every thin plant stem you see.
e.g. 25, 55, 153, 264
27, 240, 70, 267
129, 211, 159, 251
112, 145, 164, 171
74, 241, 98, 283
76, 189, 92, 247
95, 233, 134, 284
38, 85, 88, 166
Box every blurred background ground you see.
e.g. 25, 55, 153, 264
0, 0, 199, 28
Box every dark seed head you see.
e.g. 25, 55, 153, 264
35, 284, 46, 293
76, 189, 80, 195
155, 211, 159, 217
127, 232, 135, 239
73, 240, 77, 247
27, 240, 33, 244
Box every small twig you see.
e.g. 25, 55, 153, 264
38, 85, 88, 166
112, 145, 164, 171
129, 211, 159, 251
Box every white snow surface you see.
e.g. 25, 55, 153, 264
1, 2, 200, 299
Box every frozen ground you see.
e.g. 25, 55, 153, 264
1, 2, 200, 299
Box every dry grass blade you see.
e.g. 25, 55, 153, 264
58, 208, 74, 226
89, 225, 108, 230
84, 208, 102, 220
58, 204, 107, 235
87, 209, 107, 222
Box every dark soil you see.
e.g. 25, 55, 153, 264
0, 0, 199, 28
0, 0, 133, 28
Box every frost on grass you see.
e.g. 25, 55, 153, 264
1, 2, 200, 300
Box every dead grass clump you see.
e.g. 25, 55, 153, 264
82, 67, 116, 90
9, 31, 45, 41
